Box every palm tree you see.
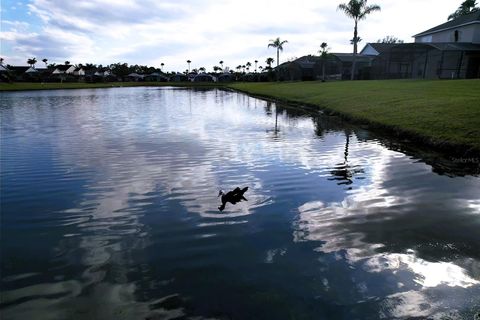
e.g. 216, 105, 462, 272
187, 60, 191, 72
254, 60, 258, 72
338, 0, 380, 80
160, 63, 164, 71
0, 57, 4, 65
199, 67, 206, 73
319, 42, 329, 82
259, 66, 263, 72
449, 0, 479, 20
236, 65, 242, 73
219, 60, 224, 70
242, 65, 246, 73
65, 61, 70, 65
268, 37, 288, 69
27, 58, 37, 68
42, 58, 48, 67
265, 57, 274, 68
246, 62, 251, 73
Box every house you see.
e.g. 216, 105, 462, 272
73, 67, 85, 76
360, 43, 399, 56
125, 73, 144, 81
170, 73, 189, 82
327, 53, 375, 80
193, 73, 215, 82
6, 66, 41, 81
276, 56, 322, 81
52, 64, 76, 75
217, 73, 234, 82
370, 11, 480, 79
144, 72, 169, 82
414, 10, 480, 43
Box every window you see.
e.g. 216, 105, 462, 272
454, 30, 459, 42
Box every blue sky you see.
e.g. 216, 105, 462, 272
1, 0, 460, 72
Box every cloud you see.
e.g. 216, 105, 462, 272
1, 0, 460, 69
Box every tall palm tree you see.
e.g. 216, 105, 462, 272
338, 0, 380, 80
199, 67, 206, 73
160, 63, 164, 71
268, 37, 288, 69
219, 60, 224, 70
319, 42, 329, 82
187, 60, 191, 72
254, 60, 258, 72
42, 58, 48, 67
64, 61, 70, 65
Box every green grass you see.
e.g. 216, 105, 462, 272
0, 81, 224, 91
229, 79, 480, 154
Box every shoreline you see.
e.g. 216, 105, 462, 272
228, 80, 480, 158
2, 80, 479, 158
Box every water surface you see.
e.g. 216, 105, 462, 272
1, 87, 479, 319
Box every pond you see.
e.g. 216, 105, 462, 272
1, 87, 479, 319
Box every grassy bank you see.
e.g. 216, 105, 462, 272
0, 81, 224, 91
229, 80, 480, 155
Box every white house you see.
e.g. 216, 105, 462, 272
414, 10, 480, 43
52, 65, 76, 75
73, 67, 85, 76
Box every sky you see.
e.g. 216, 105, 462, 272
0, 0, 462, 72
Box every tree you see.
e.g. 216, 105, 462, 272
268, 37, 288, 70
0, 57, 4, 65
187, 60, 191, 72
219, 60, 224, 70
199, 67, 206, 73
42, 58, 48, 67
65, 61, 70, 65
377, 35, 404, 43
246, 61, 252, 73
236, 65, 242, 73
265, 57, 274, 68
27, 57, 37, 67
338, 0, 381, 80
319, 42, 330, 82
254, 60, 258, 72
448, 0, 479, 20
242, 65, 246, 73
160, 63, 164, 71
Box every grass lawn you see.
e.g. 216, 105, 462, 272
229, 79, 480, 154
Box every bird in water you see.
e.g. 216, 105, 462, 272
218, 187, 249, 211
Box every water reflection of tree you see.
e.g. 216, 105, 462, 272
329, 129, 365, 186
265, 101, 280, 138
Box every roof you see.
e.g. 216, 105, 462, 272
7, 66, 30, 73
329, 53, 375, 63
362, 43, 398, 54
390, 42, 480, 52
414, 10, 480, 37
55, 65, 73, 71
0, 64, 9, 71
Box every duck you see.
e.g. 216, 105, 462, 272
218, 187, 249, 211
